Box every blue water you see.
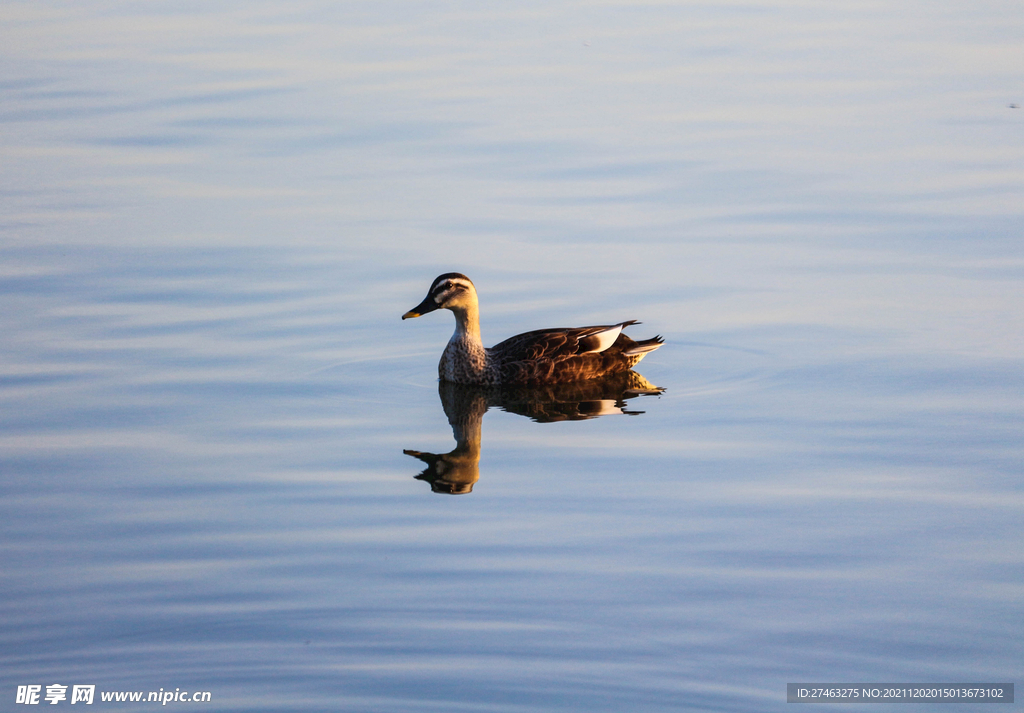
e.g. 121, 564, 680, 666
2, 2, 1022, 711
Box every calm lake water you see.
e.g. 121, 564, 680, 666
2, 1, 1022, 711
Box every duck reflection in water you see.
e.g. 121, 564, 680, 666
404, 372, 663, 494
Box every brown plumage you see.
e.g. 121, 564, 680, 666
402, 273, 663, 386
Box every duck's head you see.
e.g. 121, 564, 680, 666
402, 273, 477, 319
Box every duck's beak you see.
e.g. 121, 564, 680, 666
402, 295, 439, 320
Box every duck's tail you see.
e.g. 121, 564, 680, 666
623, 334, 664, 357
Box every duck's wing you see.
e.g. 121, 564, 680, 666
490, 320, 639, 363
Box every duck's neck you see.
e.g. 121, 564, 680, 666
441, 300, 492, 384
449, 301, 482, 346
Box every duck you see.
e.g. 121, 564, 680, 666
402, 273, 663, 385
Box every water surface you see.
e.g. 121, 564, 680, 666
1, 1, 1022, 711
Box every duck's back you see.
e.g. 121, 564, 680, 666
489, 322, 661, 385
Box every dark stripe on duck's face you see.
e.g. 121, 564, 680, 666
432, 278, 472, 305
429, 272, 473, 293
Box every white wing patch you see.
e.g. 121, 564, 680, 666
579, 324, 624, 354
